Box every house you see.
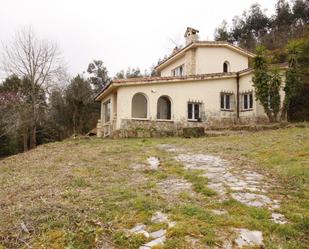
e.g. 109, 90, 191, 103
95, 27, 286, 137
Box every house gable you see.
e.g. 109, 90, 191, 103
156, 41, 255, 77
195, 46, 249, 74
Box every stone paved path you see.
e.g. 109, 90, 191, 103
128, 211, 176, 249
159, 144, 287, 248
173, 152, 286, 223
157, 177, 194, 202
128, 145, 287, 248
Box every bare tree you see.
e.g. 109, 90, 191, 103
1, 27, 65, 149
0, 86, 32, 151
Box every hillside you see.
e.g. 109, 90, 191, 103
0, 127, 308, 249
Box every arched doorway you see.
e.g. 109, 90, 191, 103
157, 96, 172, 120
132, 93, 148, 118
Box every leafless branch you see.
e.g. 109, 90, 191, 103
1, 27, 65, 89
0, 27, 67, 148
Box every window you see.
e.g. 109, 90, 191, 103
220, 93, 232, 110
103, 100, 111, 123
188, 102, 202, 121
242, 93, 253, 110
172, 65, 184, 76
223, 61, 230, 73
157, 96, 172, 120
132, 93, 148, 118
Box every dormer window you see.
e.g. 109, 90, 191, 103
172, 65, 184, 76
223, 61, 230, 73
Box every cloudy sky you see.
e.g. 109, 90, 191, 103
0, 0, 277, 78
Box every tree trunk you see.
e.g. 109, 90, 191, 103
23, 128, 29, 152
30, 82, 37, 149
29, 125, 36, 149
73, 111, 76, 135
280, 101, 288, 121
79, 114, 83, 134
265, 109, 275, 123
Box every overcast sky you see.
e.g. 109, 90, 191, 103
0, 0, 277, 79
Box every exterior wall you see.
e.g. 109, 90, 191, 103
98, 72, 287, 137
238, 72, 286, 122
238, 73, 260, 119
116, 77, 238, 129
160, 55, 186, 77
196, 47, 249, 74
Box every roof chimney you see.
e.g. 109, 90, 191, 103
184, 27, 199, 45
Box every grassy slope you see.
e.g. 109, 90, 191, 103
0, 127, 308, 249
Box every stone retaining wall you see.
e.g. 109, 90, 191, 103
108, 118, 285, 138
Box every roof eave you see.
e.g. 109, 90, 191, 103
94, 84, 116, 101
95, 72, 236, 93
116, 74, 237, 87
154, 43, 194, 71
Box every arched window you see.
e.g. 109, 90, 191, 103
157, 96, 172, 120
223, 61, 230, 73
132, 93, 148, 118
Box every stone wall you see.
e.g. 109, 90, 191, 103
99, 116, 273, 138
115, 119, 182, 138
113, 118, 235, 138
185, 49, 196, 75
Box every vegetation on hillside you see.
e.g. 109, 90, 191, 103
214, 0, 308, 53
0, 28, 109, 156
0, 32, 156, 157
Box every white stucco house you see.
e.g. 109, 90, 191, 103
95, 27, 286, 137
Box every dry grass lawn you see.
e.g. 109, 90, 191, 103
0, 126, 308, 248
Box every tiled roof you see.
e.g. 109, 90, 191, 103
112, 71, 237, 84
94, 62, 289, 101
94, 71, 241, 101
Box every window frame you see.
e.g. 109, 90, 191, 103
220, 93, 233, 111
242, 92, 253, 111
172, 64, 184, 76
187, 102, 202, 121
103, 99, 111, 123
223, 61, 230, 73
